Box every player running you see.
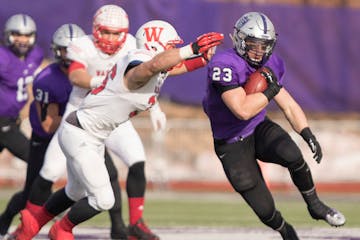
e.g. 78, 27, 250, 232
202, 12, 346, 239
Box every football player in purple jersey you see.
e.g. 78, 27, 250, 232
0, 23, 83, 239
202, 12, 346, 240
0, 13, 44, 237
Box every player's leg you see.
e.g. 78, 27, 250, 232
0, 118, 29, 236
0, 117, 29, 162
214, 136, 299, 240
104, 150, 128, 239
47, 122, 115, 239
14, 121, 108, 239
106, 121, 159, 240
6, 131, 67, 239
0, 133, 49, 236
255, 118, 346, 227
12, 187, 77, 240
26, 130, 67, 216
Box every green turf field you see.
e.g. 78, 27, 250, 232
1, 189, 359, 229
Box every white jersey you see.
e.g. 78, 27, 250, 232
77, 49, 168, 140
40, 33, 138, 181
66, 33, 136, 107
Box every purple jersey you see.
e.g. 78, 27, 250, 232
0, 45, 44, 118
29, 63, 72, 139
202, 48, 285, 140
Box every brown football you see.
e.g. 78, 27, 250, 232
243, 67, 269, 94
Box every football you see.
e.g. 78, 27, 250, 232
243, 67, 269, 94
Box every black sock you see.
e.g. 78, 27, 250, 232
67, 198, 100, 225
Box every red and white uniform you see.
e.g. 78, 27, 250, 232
78, 49, 167, 139
58, 48, 167, 209
39, 34, 142, 185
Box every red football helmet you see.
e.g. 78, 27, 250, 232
92, 5, 129, 55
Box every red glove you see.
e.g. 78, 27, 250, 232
191, 32, 224, 55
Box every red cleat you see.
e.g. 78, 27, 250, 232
48, 221, 74, 240
9, 209, 41, 240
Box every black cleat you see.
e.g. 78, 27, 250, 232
111, 228, 128, 240
308, 200, 346, 227
279, 222, 299, 240
128, 218, 159, 240
0, 215, 11, 237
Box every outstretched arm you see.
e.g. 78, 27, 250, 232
125, 32, 224, 90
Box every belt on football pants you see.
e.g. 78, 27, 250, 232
66, 111, 84, 130
214, 135, 244, 145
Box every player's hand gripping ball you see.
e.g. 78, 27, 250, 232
243, 67, 272, 94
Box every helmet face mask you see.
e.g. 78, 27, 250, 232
231, 12, 277, 68
4, 14, 37, 57
92, 5, 129, 55
135, 20, 183, 55
51, 23, 85, 68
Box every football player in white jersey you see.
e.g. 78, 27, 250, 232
24, 8, 214, 240
14, 5, 140, 240
12, 20, 223, 240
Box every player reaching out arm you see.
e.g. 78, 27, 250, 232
12, 19, 223, 240
11, 5, 133, 240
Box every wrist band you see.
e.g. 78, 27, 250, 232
183, 56, 206, 72
179, 45, 194, 59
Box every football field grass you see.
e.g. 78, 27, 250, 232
1, 189, 358, 229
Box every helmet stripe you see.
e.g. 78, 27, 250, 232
22, 14, 28, 26
69, 24, 74, 41
260, 14, 267, 34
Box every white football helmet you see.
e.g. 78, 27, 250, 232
92, 4, 129, 55
231, 12, 277, 68
135, 20, 183, 55
4, 14, 37, 56
51, 24, 85, 67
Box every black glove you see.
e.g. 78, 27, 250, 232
300, 127, 323, 163
261, 66, 282, 101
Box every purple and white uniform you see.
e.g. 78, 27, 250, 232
0, 45, 43, 118
202, 48, 285, 141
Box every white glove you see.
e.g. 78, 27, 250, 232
149, 102, 167, 132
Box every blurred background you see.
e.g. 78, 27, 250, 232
0, 0, 359, 194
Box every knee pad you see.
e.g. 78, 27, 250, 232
228, 168, 258, 192
88, 186, 115, 211
65, 185, 87, 202
40, 160, 66, 182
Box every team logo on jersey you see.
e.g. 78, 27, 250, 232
96, 70, 107, 76
144, 27, 164, 42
